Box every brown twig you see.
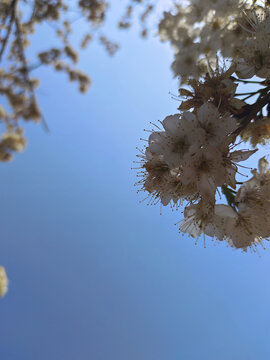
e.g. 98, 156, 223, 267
14, 14, 49, 132
0, 0, 18, 62
233, 87, 270, 136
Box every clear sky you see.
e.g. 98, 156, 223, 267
1, 3, 270, 360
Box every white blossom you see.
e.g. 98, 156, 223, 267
235, 8, 270, 78
147, 112, 205, 168
220, 207, 262, 250
0, 266, 8, 298
196, 102, 238, 146
235, 157, 270, 237
137, 0, 270, 252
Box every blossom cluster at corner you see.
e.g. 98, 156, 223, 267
137, 2, 270, 252
0, 266, 8, 298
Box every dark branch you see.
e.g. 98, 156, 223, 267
233, 87, 270, 136
0, 0, 18, 62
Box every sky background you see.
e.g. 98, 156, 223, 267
1, 2, 270, 360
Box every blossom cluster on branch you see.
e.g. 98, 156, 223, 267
137, 0, 270, 252
0, 0, 155, 162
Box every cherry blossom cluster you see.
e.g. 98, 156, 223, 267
138, 1, 270, 252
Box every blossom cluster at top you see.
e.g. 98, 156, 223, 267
0, 0, 153, 162
137, 2, 270, 252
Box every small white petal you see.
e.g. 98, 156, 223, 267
215, 204, 237, 218
259, 157, 269, 174
162, 114, 180, 135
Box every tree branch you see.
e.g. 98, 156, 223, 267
0, 0, 18, 62
233, 87, 270, 136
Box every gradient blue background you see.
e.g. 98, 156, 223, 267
0, 4, 270, 360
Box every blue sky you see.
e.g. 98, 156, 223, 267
1, 3, 270, 360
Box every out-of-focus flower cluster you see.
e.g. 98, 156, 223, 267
137, 1, 270, 252
158, 0, 255, 82
0, 0, 155, 161
0, 266, 8, 298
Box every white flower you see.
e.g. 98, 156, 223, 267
235, 8, 270, 79
180, 202, 234, 243
158, 9, 191, 42
137, 155, 198, 207
171, 43, 206, 80
180, 145, 255, 198
235, 39, 270, 79
210, 205, 262, 250
235, 157, 270, 237
180, 145, 226, 197
196, 102, 238, 146
148, 112, 205, 168
145, 104, 256, 202
223, 214, 263, 250
179, 198, 215, 238
180, 201, 265, 251
0, 266, 8, 298
180, 74, 243, 115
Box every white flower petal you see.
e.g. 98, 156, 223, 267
259, 157, 269, 174
162, 114, 180, 135
215, 204, 237, 218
